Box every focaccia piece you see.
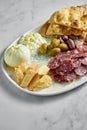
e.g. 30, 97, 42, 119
48, 5, 87, 30
46, 23, 87, 38
39, 22, 50, 37
46, 24, 66, 36
49, 7, 70, 27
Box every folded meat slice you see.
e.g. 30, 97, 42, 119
54, 72, 76, 82
74, 65, 87, 76
79, 57, 87, 65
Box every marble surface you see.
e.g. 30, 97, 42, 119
0, 0, 87, 130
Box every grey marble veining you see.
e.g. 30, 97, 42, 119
0, 0, 87, 130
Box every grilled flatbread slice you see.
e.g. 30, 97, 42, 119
39, 22, 50, 37
48, 5, 87, 30
46, 23, 87, 38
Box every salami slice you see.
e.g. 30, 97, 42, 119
56, 51, 72, 60
63, 72, 76, 82
54, 75, 63, 82
73, 52, 87, 58
74, 65, 87, 76
54, 72, 76, 83
48, 58, 60, 69
55, 59, 74, 74
76, 44, 87, 53
79, 57, 87, 65
72, 59, 81, 68
71, 48, 87, 58
49, 69, 57, 75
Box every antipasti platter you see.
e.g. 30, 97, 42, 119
1, 5, 87, 96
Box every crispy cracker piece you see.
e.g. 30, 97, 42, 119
20, 69, 37, 88
28, 73, 42, 90
15, 67, 24, 85
38, 65, 50, 75
18, 61, 27, 73
30, 75, 52, 91
14, 62, 26, 84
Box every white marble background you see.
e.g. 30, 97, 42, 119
0, 0, 87, 130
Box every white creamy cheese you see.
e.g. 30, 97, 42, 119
18, 33, 49, 55
4, 44, 30, 67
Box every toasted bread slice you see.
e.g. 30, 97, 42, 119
49, 5, 87, 30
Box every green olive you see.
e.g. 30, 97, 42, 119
50, 38, 60, 49
38, 43, 48, 54
59, 43, 69, 51
48, 48, 61, 56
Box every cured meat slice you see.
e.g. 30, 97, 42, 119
54, 72, 76, 82
48, 58, 60, 69
48, 44, 87, 83
72, 52, 87, 58
49, 69, 57, 75
76, 44, 87, 53
72, 48, 79, 55
62, 72, 76, 82
72, 59, 81, 68
71, 48, 87, 58
71, 49, 81, 58
79, 57, 87, 65
55, 59, 74, 74
74, 65, 87, 76
56, 52, 72, 60
54, 75, 63, 82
